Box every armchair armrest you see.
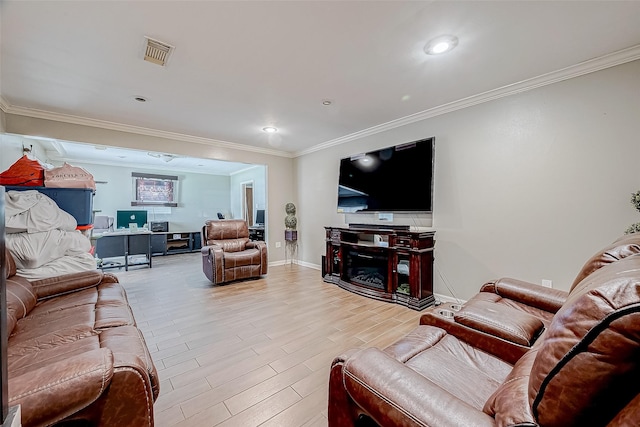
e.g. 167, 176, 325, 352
480, 277, 568, 313
246, 241, 268, 275
30, 270, 111, 300
201, 244, 224, 283
338, 348, 496, 427
455, 301, 545, 347
9, 348, 114, 427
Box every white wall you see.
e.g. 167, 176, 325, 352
295, 60, 640, 300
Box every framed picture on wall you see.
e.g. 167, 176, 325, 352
131, 173, 179, 207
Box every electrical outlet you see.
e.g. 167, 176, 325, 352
541, 279, 553, 288
275, 241, 281, 248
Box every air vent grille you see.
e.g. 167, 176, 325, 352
144, 37, 174, 66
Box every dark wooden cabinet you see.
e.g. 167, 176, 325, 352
150, 231, 202, 256
324, 226, 435, 310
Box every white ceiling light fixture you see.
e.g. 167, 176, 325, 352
424, 35, 458, 55
262, 126, 278, 133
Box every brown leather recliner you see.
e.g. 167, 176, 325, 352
329, 252, 640, 426
201, 219, 267, 285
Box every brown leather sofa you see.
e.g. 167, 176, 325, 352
3, 248, 159, 427
201, 219, 267, 285
329, 249, 640, 426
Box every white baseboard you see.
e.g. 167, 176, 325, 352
269, 260, 321, 269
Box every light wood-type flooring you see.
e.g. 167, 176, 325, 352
117, 253, 425, 426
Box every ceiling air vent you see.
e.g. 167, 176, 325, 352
143, 37, 174, 66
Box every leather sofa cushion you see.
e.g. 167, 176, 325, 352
26, 282, 135, 330
223, 248, 262, 267
570, 232, 640, 291
382, 326, 512, 410
8, 333, 101, 376
529, 255, 640, 426
10, 304, 96, 343
483, 338, 541, 425
454, 300, 545, 346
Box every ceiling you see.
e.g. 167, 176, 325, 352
2, 1, 640, 162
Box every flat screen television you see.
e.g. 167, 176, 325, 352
337, 137, 434, 213
116, 210, 148, 229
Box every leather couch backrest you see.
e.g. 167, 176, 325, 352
570, 233, 640, 292
203, 220, 250, 252
5, 277, 37, 335
3, 248, 36, 334
529, 254, 640, 426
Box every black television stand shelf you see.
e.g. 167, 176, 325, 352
323, 226, 435, 311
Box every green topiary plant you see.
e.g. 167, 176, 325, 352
625, 190, 640, 234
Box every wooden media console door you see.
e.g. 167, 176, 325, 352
324, 226, 435, 310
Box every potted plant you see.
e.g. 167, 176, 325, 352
625, 190, 640, 234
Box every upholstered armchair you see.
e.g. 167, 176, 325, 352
201, 219, 268, 285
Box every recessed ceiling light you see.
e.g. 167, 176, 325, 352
424, 35, 458, 55
322, 99, 333, 106
262, 126, 278, 133
134, 96, 147, 102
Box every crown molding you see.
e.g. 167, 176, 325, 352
2, 103, 294, 158
295, 44, 640, 157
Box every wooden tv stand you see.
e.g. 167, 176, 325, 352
324, 226, 435, 310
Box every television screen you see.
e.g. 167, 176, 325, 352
117, 210, 148, 229
337, 137, 434, 213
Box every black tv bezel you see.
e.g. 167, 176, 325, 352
336, 137, 435, 214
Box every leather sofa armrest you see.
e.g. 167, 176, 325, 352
454, 301, 545, 346
9, 348, 114, 427
30, 270, 110, 300
340, 348, 496, 427
246, 241, 268, 275
201, 244, 224, 283
480, 277, 568, 313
